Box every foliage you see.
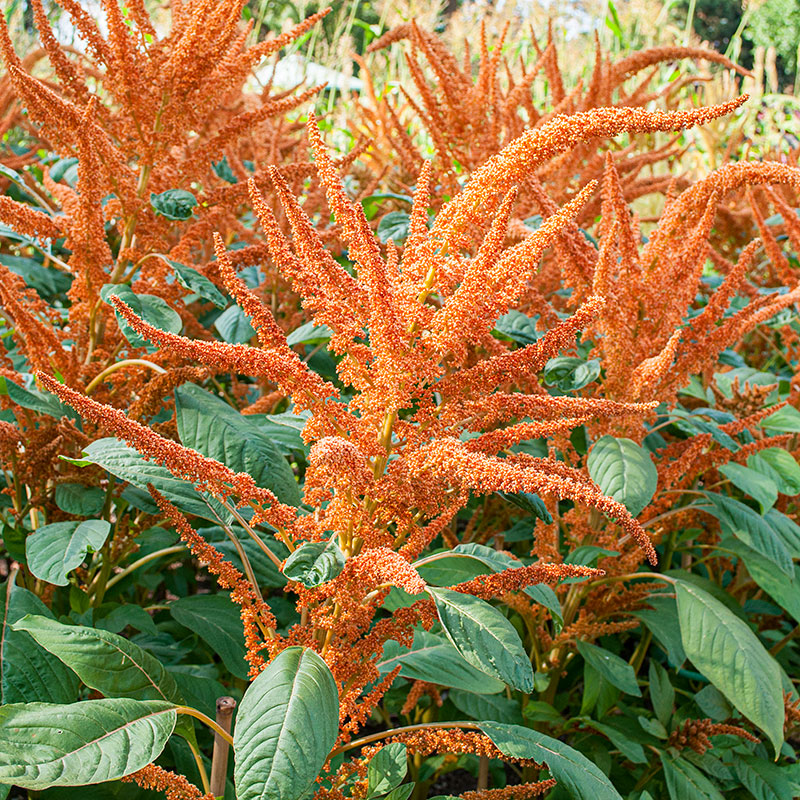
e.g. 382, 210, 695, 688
1, 3, 800, 800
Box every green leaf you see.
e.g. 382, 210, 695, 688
73, 437, 229, 523
418, 544, 561, 623
101, 284, 182, 348
701, 493, 793, 574
648, 660, 674, 727
676, 579, 784, 754
285, 321, 333, 347
382, 785, 414, 800
150, 189, 198, 220
282, 540, 345, 587
493, 310, 542, 345
13, 615, 183, 704
575, 640, 641, 697
0, 376, 76, 419
751, 449, 800, 495
449, 690, 523, 724
694, 685, 732, 721
175, 383, 301, 506
760, 405, 800, 433
170, 593, 249, 679
0, 698, 177, 789
0, 580, 79, 704
367, 742, 407, 798
660, 752, 724, 800
427, 587, 534, 692
26, 520, 111, 586
587, 436, 657, 516
725, 540, 800, 622
496, 491, 553, 523
579, 718, 647, 764
234, 646, 339, 800
480, 722, 623, 800
376, 211, 411, 244
377, 629, 505, 694
719, 463, 778, 512
732, 753, 797, 800
54, 483, 106, 516
170, 260, 226, 308
543, 356, 601, 392
214, 304, 256, 343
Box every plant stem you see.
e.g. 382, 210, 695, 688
187, 739, 211, 795
176, 706, 234, 746
85, 359, 167, 394
210, 696, 237, 798
105, 544, 186, 590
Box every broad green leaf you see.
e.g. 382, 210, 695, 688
587, 436, 657, 516
694, 685, 732, 721
660, 752, 724, 800
428, 587, 534, 692
54, 483, 106, 516
377, 629, 505, 694
234, 646, 338, 800
175, 384, 301, 506
250, 410, 311, 455
285, 321, 333, 347
282, 540, 345, 587
480, 722, 623, 800
417, 544, 561, 623
764, 508, 800, 556
676, 580, 783, 754
75, 437, 229, 523
719, 463, 777, 512
376, 211, 410, 244
101, 284, 182, 348
575, 640, 640, 697
543, 356, 601, 392
382, 785, 414, 800
648, 660, 674, 727
496, 490, 553, 523
169, 259, 226, 307
0, 376, 76, 418
749, 449, 800, 495
725, 540, 800, 622
150, 188, 197, 220
760, 405, 800, 433
449, 690, 523, 724
170, 593, 249, 679
214, 304, 256, 343
732, 753, 797, 800
579, 718, 647, 764
367, 742, 407, 798
493, 310, 542, 345
637, 716, 667, 739
702, 493, 793, 574
1, 254, 72, 297
0, 698, 177, 789
26, 520, 111, 586
13, 615, 182, 703
0, 581, 79, 704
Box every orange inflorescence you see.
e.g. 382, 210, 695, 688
667, 718, 759, 755
460, 781, 558, 800
149, 486, 276, 674
121, 764, 213, 800
400, 680, 444, 716
389, 728, 541, 767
